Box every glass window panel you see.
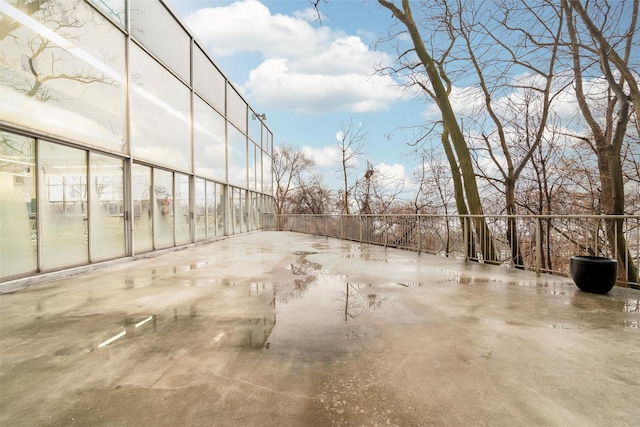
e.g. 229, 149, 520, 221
153, 168, 173, 248
130, 44, 191, 172
0, 0, 126, 152
261, 125, 268, 151
248, 143, 256, 191
39, 141, 88, 269
195, 178, 206, 241
87, 0, 126, 28
193, 46, 225, 113
228, 124, 247, 188
251, 192, 259, 231
256, 149, 263, 193
204, 180, 215, 238
248, 111, 262, 143
132, 163, 152, 253
255, 194, 262, 227
194, 95, 225, 180
130, 0, 190, 82
175, 173, 190, 245
216, 183, 225, 236
263, 151, 272, 195
226, 83, 247, 133
232, 187, 241, 234
240, 189, 247, 233
0, 132, 37, 277
89, 152, 125, 261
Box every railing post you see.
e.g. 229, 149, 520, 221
324, 215, 327, 238
384, 215, 388, 248
417, 215, 421, 254
463, 216, 469, 261
535, 217, 542, 273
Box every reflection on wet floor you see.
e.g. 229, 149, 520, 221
24, 243, 640, 359
2, 233, 639, 427
98, 315, 156, 348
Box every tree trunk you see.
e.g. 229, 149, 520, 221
379, 0, 497, 262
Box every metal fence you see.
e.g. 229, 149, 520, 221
263, 213, 640, 289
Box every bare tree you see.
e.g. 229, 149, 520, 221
1, 0, 119, 101
562, 0, 639, 283
377, 0, 499, 262
288, 177, 332, 214
335, 117, 367, 214
273, 145, 315, 218
352, 161, 404, 214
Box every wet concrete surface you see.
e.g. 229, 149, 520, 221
1, 231, 639, 426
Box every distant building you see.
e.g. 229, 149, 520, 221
0, 0, 274, 282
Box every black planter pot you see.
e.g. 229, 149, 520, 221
570, 255, 617, 294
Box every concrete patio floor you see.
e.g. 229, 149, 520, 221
1, 231, 639, 426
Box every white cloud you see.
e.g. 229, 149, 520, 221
374, 162, 416, 199
184, 0, 402, 114
301, 145, 342, 169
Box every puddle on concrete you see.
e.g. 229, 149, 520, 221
81, 249, 638, 351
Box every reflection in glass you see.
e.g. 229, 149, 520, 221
249, 110, 262, 143
195, 178, 206, 241
130, 44, 190, 171
132, 163, 152, 253
250, 192, 260, 231
263, 150, 273, 195
261, 125, 268, 151
0, 0, 126, 152
227, 187, 233, 234
216, 183, 225, 236
228, 124, 247, 188
227, 82, 247, 133
153, 169, 173, 248
0, 132, 36, 277
193, 46, 225, 113
194, 95, 225, 181
241, 189, 247, 232
256, 148, 263, 193
267, 130, 273, 156
232, 187, 242, 234
90, 153, 125, 260
130, 0, 190, 82
87, 0, 126, 28
206, 181, 217, 238
39, 141, 88, 269
175, 173, 190, 245
248, 143, 256, 191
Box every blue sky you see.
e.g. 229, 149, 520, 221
166, 0, 426, 193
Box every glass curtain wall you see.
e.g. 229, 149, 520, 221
0, 0, 127, 153
175, 173, 190, 245
195, 179, 223, 240
153, 168, 174, 249
132, 164, 153, 254
89, 153, 125, 261
0, 0, 275, 282
216, 183, 225, 236
39, 142, 89, 269
207, 181, 218, 238
0, 132, 37, 277
195, 178, 206, 241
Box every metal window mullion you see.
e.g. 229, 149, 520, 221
86, 151, 92, 263
35, 138, 43, 272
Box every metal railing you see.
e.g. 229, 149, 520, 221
263, 213, 640, 289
